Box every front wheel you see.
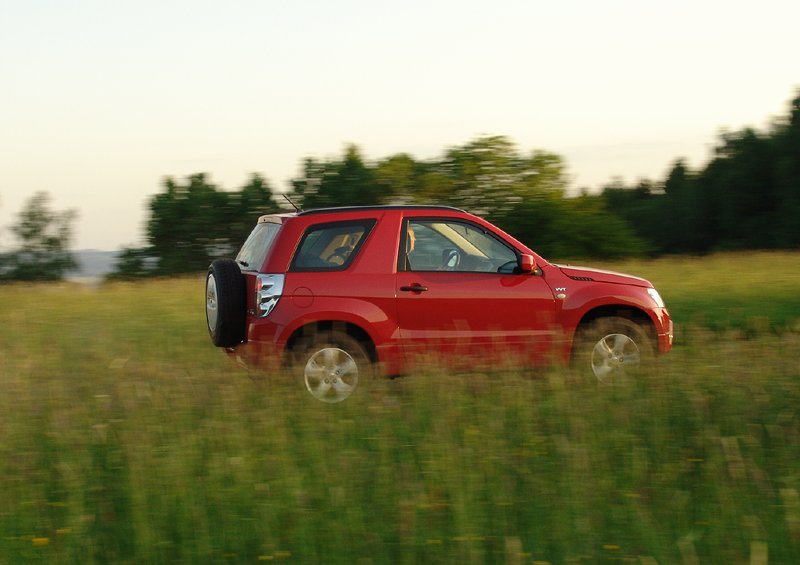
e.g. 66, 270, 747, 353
292, 331, 373, 403
575, 317, 653, 383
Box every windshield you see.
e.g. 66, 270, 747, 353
236, 221, 281, 271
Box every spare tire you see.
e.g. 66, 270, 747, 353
206, 259, 246, 347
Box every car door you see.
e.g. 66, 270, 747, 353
395, 217, 557, 370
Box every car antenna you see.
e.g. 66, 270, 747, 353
282, 193, 302, 212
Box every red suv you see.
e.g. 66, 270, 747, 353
206, 206, 672, 402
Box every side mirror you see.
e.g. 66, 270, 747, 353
518, 254, 536, 273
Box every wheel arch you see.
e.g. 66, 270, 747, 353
284, 320, 378, 365
572, 305, 657, 354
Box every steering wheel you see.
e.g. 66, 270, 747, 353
325, 246, 352, 265
443, 249, 461, 270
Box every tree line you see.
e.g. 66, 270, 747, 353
112, 135, 648, 278
1, 92, 797, 281
603, 93, 800, 253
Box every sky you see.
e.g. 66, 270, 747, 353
1, 0, 799, 251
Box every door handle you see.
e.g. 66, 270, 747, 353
400, 284, 428, 293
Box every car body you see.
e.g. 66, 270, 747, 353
206, 205, 673, 401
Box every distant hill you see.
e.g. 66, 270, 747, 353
68, 250, 119, 281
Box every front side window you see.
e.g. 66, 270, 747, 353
403, 219, 517, 273
291, 220, 375, 271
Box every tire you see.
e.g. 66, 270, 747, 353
574, 316, 653, 384
292, 331, 373, 403
206, 259, 246, 347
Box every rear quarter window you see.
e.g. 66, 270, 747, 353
290, 219, 376, 271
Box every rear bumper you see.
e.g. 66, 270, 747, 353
225, 339, 284, 372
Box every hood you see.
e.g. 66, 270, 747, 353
554, 264, 651, 287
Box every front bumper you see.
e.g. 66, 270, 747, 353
656, 313, 674, 353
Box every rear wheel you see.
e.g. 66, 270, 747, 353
206, 259, 246, 347
292, 331, 372, 403
575, 317, 653, 383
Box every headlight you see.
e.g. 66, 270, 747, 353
647, 288, 665, 308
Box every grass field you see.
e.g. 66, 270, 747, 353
1, 251, 799, 563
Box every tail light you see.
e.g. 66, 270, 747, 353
255, 274, 284, 317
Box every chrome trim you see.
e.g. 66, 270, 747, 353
206, 273, 218, 331
255, 273, 285, 317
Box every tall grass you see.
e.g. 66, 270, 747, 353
594, 250, 800, 332
1, 253, 799, 563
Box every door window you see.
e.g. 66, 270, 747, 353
403, 219, 517, 273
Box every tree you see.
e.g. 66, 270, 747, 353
290, 145, 382, 208
661, 160, 705, 252
423, 135, 568, 219
714, 129, 778, 248
285, 135, 647, 259
374, 153, 422, 203
110, 173, 280, 278
600, 89, 800, 254
145, 173, 227, 274
501, 193, 649, 260
231, 173, 282, 243
0, 192, 77, 282
771, 92, 800, 246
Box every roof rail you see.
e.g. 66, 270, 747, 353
298, 204, 464, 216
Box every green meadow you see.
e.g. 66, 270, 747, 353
1, 252, 799, 563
